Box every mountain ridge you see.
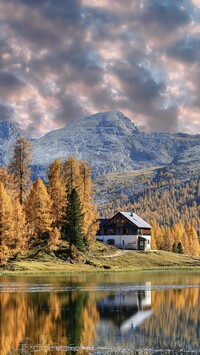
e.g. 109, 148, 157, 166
0, 112, 199, 200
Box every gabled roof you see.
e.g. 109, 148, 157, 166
120, 212, 152, 229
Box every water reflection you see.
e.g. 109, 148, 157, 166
0, 273, 200, 354
97, 284, 152, 333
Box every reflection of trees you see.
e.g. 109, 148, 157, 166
26, 292, 67, 353
1, 278, 200, 354
81, 294, 99, 347
0, 293, 28, 355
95, 287, 200, 352
0, 291, 99, 354
139, 288, 200, 350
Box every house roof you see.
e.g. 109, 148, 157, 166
120, 212, 152, 229
120, 310, 152, 333
99, 218, 110, 227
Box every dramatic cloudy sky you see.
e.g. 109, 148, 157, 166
0, 0, 200, 137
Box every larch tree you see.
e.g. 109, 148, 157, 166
25, 178, 52, 248
0, 182, 14, 264
185, 223, 200, 256
182, 230, 190, 255
79, 161, 99, 246
171, 221, 185, 245
48, 227, 60, 251
164, 226, 174, 251
0, 166, 17, 199
12, 198, 27, 254
149, 221, 158, 249
8, 138, 32, 205
62, 188, 86, 253
62, 157, 82, 195
47, 159, 66, 229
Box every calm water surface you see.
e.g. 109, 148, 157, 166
0, 271, 200, 354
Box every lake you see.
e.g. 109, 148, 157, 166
0, 270, 200, 354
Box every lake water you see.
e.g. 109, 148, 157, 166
0, 271, 200, 354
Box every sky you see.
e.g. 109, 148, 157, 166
0, 0, 200, 137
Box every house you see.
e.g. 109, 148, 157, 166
97, 211, 152, 250
97, 286, 152, 333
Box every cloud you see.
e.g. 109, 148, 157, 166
168, 36, 200, 63
0, 103, 14, 120
0, 72, 26, 99
140, 0, 190, 31
0, 0, 199, 136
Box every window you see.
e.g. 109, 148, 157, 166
122, 228, 128, 235
106, 228, 114, 235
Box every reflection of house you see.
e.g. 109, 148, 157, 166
97, 286, 152, 333
97, 211, 152, 250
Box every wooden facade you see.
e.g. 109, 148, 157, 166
97, 211, 152, 250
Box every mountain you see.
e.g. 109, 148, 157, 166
0, 120, 21, 166
30, 111, 200, 179
31, 111, 141, 178
0, 112, 199, 205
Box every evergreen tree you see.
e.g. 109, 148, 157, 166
172, 243, 178, 253
25, 178, 52, 246
9, 138, 32, 204
47, 159, 66, 228
177, 241, 184, 254
62, 188, 85, 252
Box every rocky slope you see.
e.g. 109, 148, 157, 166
0, 112, 199, 202
0, 121, 21, 166
30, 111, 200, 179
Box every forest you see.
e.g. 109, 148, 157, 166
100, 178, 200, 256
0, 137, 199, 265
0, 138, 99, 265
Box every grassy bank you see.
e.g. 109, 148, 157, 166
1, 242, 200, 275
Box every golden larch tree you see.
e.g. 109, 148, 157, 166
47, 159, 66, 229
62, 157, 82, 194
185, 223, 200, 256
25, 178, 52, 247
0, 182, 14, 264
79, 161, 99, 245
9, 138, 32, 204
12, 198, 27, 254
0, 166, 17, 199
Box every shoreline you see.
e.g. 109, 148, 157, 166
1, 249, 200, 276
1, 266, 200, 277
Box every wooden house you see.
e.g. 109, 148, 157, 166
97, 211, 152, 250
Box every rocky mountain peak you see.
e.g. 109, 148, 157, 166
0, 112, 200, 183
0, 120, 20, 140
0, 120, 21, 166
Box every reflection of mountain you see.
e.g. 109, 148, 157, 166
97, 286, 152, 332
